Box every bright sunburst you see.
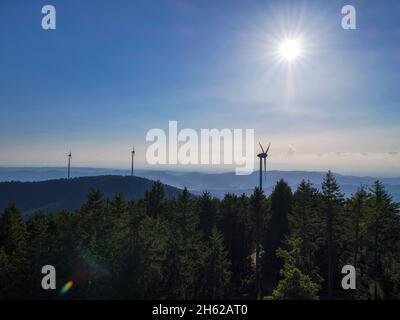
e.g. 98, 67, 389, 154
279, 38, 302, 62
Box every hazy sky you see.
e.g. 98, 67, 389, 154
0, 0, 399, 176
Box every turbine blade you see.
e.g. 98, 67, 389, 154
266, 142, 271, 153
259, 142, 265, 153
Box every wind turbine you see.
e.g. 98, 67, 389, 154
131, 146, 135, 176
254, 141, 270, 300
67, 151, 72, 180
257, 142, 271, 191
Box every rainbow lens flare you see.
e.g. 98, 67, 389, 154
60, 280, 74, 295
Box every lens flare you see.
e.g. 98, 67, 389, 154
60, 280, 74, 295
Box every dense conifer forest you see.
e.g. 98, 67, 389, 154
0, 171, 399, 300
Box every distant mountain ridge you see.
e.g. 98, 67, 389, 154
147, 170, 400, 201
0, 175, 182, 216
0, 167, 399, 204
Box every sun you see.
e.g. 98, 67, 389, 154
279, 38, 302, 62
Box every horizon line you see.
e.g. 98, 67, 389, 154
0, 165, 399, 179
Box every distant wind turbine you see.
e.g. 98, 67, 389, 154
131, 146, 135, 176
67, 151, 72, 179
257, 142, 271, 191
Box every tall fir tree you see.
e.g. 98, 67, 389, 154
0, 204, 28, 298
144, 180, 166, 218
366, 181, 400, 299
269, 238, 320, 300
289, 180, 324, 284
197, 191, 218, 240
321, 171, 344, 299
163, 188, 205, 299
219, 193, 253, 297
0, 247, 11, 299
263, 179, 292, 295
26, 212, 50, 298
346, 187, 368, 269
249, 187, 267, 299
199, 227, 232, 299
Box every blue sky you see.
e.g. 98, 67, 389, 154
0, 0, 399, 175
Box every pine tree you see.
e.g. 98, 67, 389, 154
144, 180, 166, 218
219, 193, 253, 296
366, 181, 400, 299
73, 189, 106, 298
249, 187, 267, 299
163, 188, 205, 299
135, 215, 170, 299
26, 212, 50, 298
46, 210, 76, 295
321, 171, 344, 299
0, 204, 28, 298
95, 194, 130, 298
118, 199, 147, 299
199, 227, 232, 299
0, 204, 27, 259
263, 179, 292, 295
197, 191, 218, 240
289, 180, 324, 283
269, 239, 320, 300
0, 247, 11, 299
346, 187, 368, 269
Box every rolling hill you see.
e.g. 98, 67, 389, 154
0, 175, 182, 216
0, 168, 399, 209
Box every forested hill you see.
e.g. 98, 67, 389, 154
0, 175, 182, 216
1, 167, 400, 201
1, 172, 399, 300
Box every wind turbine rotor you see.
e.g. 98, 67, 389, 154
266, 142, 271, 154
259, 142, 265, 153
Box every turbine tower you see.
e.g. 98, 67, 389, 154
257, 142, 270, 191
131, 146, 135, 176
255, 141, 270, 300
67, 151, 72, 179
